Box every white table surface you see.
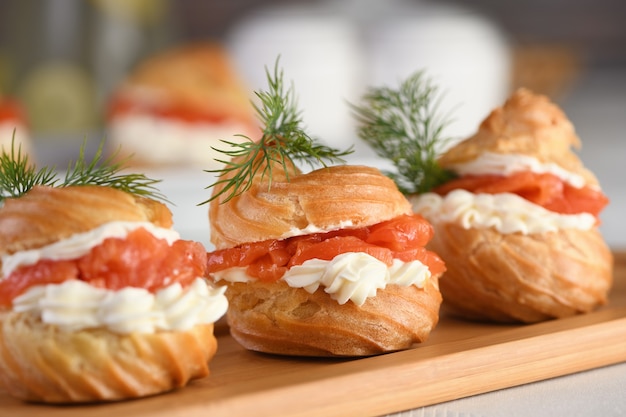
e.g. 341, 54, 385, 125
385, 362, 626, 417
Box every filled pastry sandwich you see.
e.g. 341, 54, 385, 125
106, 42, 258, 167
356, 75, 612, 323
204, 64, 446, 357
0, 143, 228, 403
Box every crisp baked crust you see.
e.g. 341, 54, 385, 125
223, 278, 442, 357
0, 311, 217, 403
439, 88, 599, 187
429, 223, 613, 323
0, 185, 172, 257
209, 164, 413, 249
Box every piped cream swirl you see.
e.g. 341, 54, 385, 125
213, 252, 431, 306
13, 278, 228, 334
411, 189, 596, 234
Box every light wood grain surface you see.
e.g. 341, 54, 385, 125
1, 253, 625, 417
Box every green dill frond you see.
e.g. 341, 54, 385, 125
0, 135, 167, 203
351, 70, 457, 194
63, 140, 167, 202
201, 58, 353, 205
0, 135, 57, 203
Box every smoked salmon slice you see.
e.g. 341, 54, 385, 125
433, 171, 608, 217
0, 228, 207, 307
207, 214, 445, 281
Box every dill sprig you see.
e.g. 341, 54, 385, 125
0, 137, 57, 202
201, 59, 353, 205
0, 136, 166, 204
351, 71, 457, 194
63, 140, 167, 201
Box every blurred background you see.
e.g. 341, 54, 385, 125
0, 0, 624, 249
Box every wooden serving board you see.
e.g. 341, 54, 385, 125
2, 253, 626, 417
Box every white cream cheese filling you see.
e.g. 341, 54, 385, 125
0, 123, 29, 152
410, 189, 596, 234
446, 151, 588, 189
280, 220, 356, 240
13, 277, 228, 334
108, 114, 253, 167
212, 252, 431, 306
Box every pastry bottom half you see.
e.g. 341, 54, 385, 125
0, 311, 218, 403
224, 279, 442, 357
428, 223, 613, 323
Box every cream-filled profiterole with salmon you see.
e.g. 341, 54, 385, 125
0, 143, 228, 403
356, 74, 612, 323
106, 42, 258, 168
204, 62, 446, 357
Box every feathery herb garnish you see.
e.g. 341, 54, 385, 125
201, 59, 353, 205
351, 71, 457, 194
0, 136, 166, 203
63, 140, 166, 201
0, 137, 57, 202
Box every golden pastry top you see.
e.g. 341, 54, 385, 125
0, 185, 172, 256
209, 164, 413, 249
438, 88, 599, 186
